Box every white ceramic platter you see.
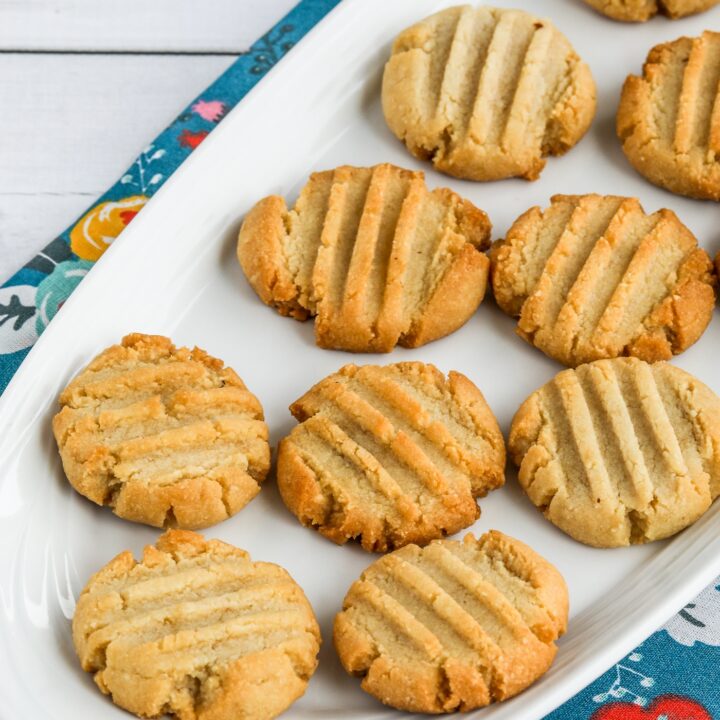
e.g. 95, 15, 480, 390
1, 1, 719, 717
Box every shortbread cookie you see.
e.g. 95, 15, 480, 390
509, 358, 720, 547
277, 363, 505, 552
618, 32, 720, 200
334, 530, 568, 713
381, 6, 596, 181
237, 163, 491, 352
582, 0, 719, 20
73, 530, 321, 720
490, 194, 716, 366
53, 333, 270, 529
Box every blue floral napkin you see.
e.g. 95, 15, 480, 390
0, 0, 717, 716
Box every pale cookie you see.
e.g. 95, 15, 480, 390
53, 333, 270, 529
490, 194, 716, 366
509, 358, 720, 548
582, 0, 719, 21
334, 530, 568, 713
618, 31, 720, 200
72, 530, 321, 720
237, 163, 491, 352
381, 5, 596, 181
276, 362, 505, 552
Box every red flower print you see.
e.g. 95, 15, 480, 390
178, 129, 209, 150
118, 210, 139, 225
592, 694, 712, 720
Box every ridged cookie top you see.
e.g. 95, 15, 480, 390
73, 530, 321, 720
617, 31, 720, 199
276, 363, 505, 552
490, 194, 716, 366
334, 531, 568, 713
381, 5, 596, 181
52, 334, 270, 529
582, 0, 719, 21
237, 163, 491, 352
509, 358, 720, 547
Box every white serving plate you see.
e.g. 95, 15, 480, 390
1, 1, 719, 717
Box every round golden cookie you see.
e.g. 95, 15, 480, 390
237, 163, 492, 352
333, 530, 568, 713
381, 5, 596, 181
72, 530, 321, 720
490, 194, 716, 367
52, 333, 270, 529
618, 31, 720, 200
582, 0, 719, 20
276, 362, 505, 552
509, 358, 720, 548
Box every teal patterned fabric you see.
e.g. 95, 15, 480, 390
0, 1, 717, 716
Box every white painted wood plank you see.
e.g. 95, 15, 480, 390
0, 193, 94, 283
0, 54, 236, 194
0, 0, 298, 52
0, 1, 300, 284
0, 52, 241, 283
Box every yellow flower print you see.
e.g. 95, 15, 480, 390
69, 195, 147, 261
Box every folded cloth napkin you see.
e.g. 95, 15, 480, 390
0, 0, 717, 716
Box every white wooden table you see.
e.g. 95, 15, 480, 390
0, 0, 296, 283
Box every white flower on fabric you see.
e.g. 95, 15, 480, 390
592, 648, 655, 707
119, 145, 165, 193
664, 580, 720, 647
0, 285, 38, 352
